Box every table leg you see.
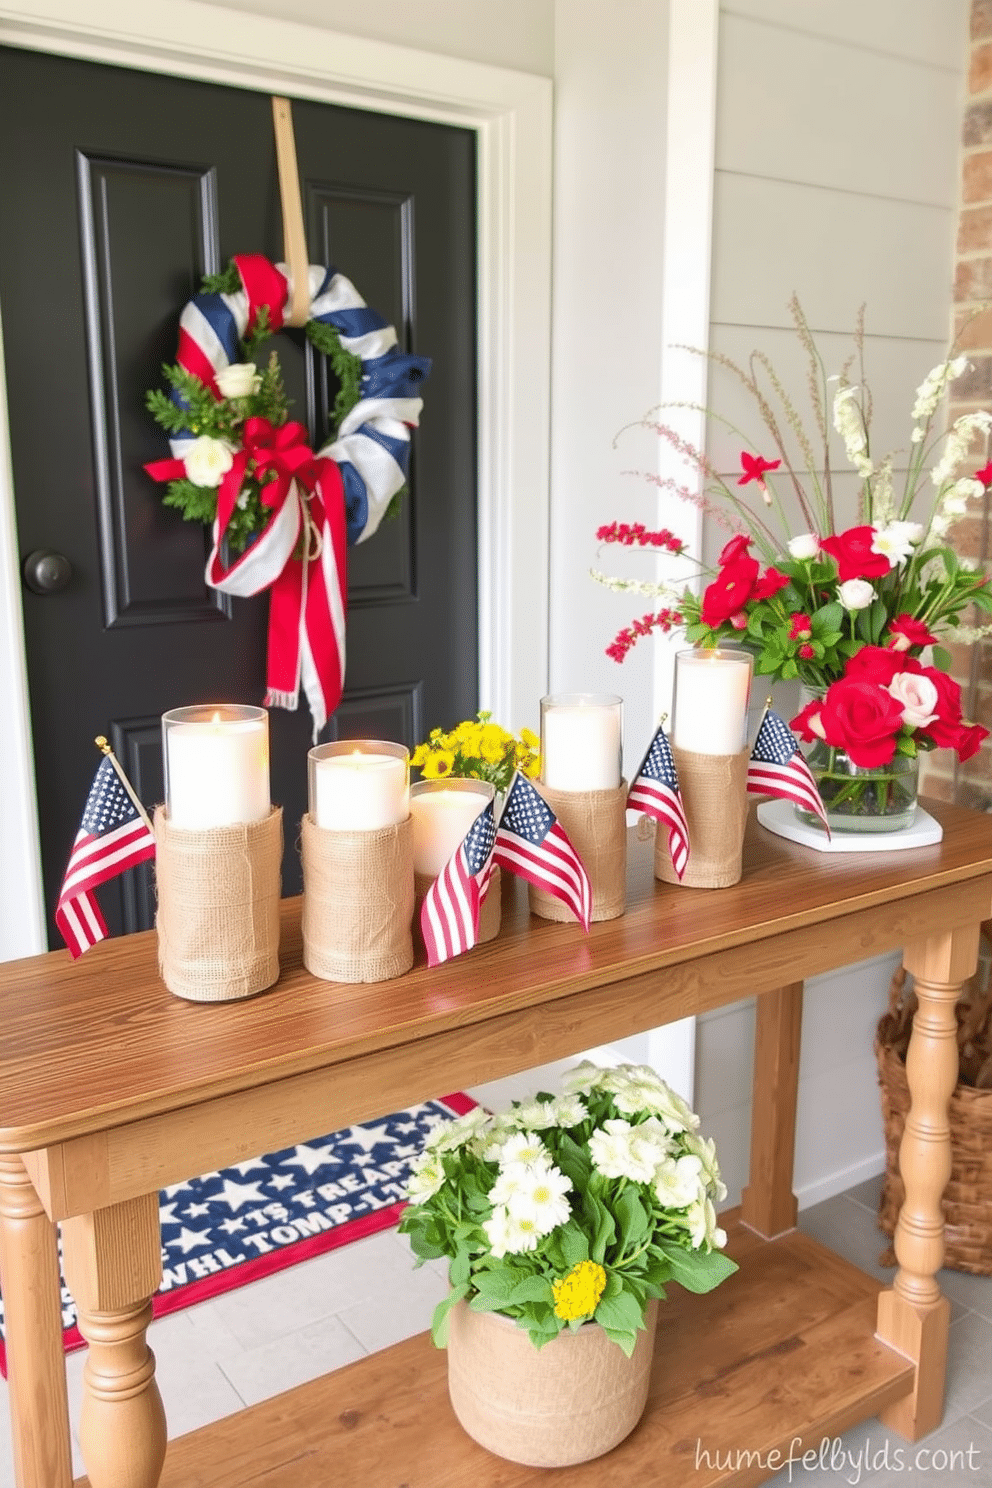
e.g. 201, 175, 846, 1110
740, 982, 803, 1238
0, 1154, 73, 1488
61, 1193, 167, 1488
876, 923, 980, 1442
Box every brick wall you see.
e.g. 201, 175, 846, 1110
922, 0, 992, 810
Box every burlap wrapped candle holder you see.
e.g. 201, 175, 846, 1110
154, 805, 283, 1002
528, 780, 627, 923
301, 812, 414, 982
654, 745, 749, 889
414, 865, 502, 951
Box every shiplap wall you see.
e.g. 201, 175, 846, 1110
694, 0, 968, 1209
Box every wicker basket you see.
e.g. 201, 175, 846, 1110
875, 923, 992, 1276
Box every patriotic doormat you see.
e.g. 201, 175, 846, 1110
0, 1092, 474, 1378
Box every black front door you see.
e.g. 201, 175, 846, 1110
0, 45, 478, 944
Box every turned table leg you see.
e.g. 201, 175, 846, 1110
876, 924, 980, 1442
61, 1192, 167, 1488
0, 1154, 73, 1488
741, 982, 803, 1238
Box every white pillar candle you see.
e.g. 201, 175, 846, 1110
164, 706, 270, 829
672, 649, 753, 755
409, 784, 492, 877
310, 744, 409, 831
540, 694, 622, 791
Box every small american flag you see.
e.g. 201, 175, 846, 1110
55, 753, 156, 958
627, 724, 690, 880
493, 772, 591, 932
421, 799, 497, 967
746, 708, 830, 834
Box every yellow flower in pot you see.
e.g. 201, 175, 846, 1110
399, 1062, 737, 1468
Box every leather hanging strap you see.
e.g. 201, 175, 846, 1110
271, 96, 310, 327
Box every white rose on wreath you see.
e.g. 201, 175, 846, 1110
182, 435, 235, 488
214, 361, 262, 399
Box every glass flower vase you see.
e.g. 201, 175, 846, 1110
795, 737, 919, 834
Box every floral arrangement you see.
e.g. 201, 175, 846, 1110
593, 301, 991, 773
145, 260, 364, 553
411, 711, 541, 794
399, 1062, 737, 1357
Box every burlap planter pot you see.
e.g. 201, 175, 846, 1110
301, 813, 414, 983
154, 805, 282, 1002
528, 780, 627, 923
414, 865, 502, 950
655, 746, 749, 889
447, 1298, 658, 1467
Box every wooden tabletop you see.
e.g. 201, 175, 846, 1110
1, 800, 990, 1153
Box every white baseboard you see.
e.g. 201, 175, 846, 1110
796, 1151, 887, 1211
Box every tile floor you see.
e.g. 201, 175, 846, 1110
1, 1058, 990, 1487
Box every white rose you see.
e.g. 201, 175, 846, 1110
887, 672, 939, 730
182, 436, 235, 488
788, 533, 820, 560
837, 578, 875, 611
214, 361, 262, 399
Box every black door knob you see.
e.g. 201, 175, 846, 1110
22, 549, 73, 595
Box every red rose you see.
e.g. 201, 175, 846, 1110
816, 677, 906, 767
700, 555, 760, 626
790, 696, 825, 742
753, 566, 790, 601
789, 613, 812, 640
718, 534, 753, 565
915, 666, 963, 748
885, 614, 937, 652
952, 721, 989, 762
846, 646, 921, 688
819, 525, 891, 582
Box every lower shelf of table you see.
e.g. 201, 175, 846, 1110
75, 1213, 917, 1488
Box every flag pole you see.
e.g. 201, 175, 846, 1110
94, 736, 155, 834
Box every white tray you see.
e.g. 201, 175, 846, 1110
756, 799, 944, 853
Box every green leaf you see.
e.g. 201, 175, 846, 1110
306, 318, 364, 439
599, 1326, 638, 1358
931, 646, 952, 672
614, 1185, 650, 1249
200, 261, 243, 295
810, 602, 843, 635
594, 1286, 644, 1336
556, 1132, 592, 1190
557, 1221, 590, 1269
449, 1246, 472, 1287
430, 1284, 468, 1348
505, 1274, 556, 1307
658, 1242, 739, 1294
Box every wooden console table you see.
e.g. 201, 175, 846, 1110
1, 801, 989, 1487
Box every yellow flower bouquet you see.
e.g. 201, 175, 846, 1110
411, 710, 540, 794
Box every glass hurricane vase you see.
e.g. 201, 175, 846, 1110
794, 738, 919, 834
794, 687, 920, 835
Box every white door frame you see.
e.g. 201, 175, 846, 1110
0, 0, 553, 958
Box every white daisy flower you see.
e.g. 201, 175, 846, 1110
512, 1098, 558, 1130
683, 1133, 728, 1203
405, 1152, 445, 1202
683, 1196, 728, 1251
652, 1154, 706, 1210
561, 1060, 610, 1096
506, 1159, 573, 1235
498, 1130, 548, 1168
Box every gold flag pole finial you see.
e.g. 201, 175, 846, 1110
94, 736, 153, 832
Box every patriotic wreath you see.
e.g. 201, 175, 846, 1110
145, 253, 430, 734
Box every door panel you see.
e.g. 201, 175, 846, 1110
0, 45, 478, 945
